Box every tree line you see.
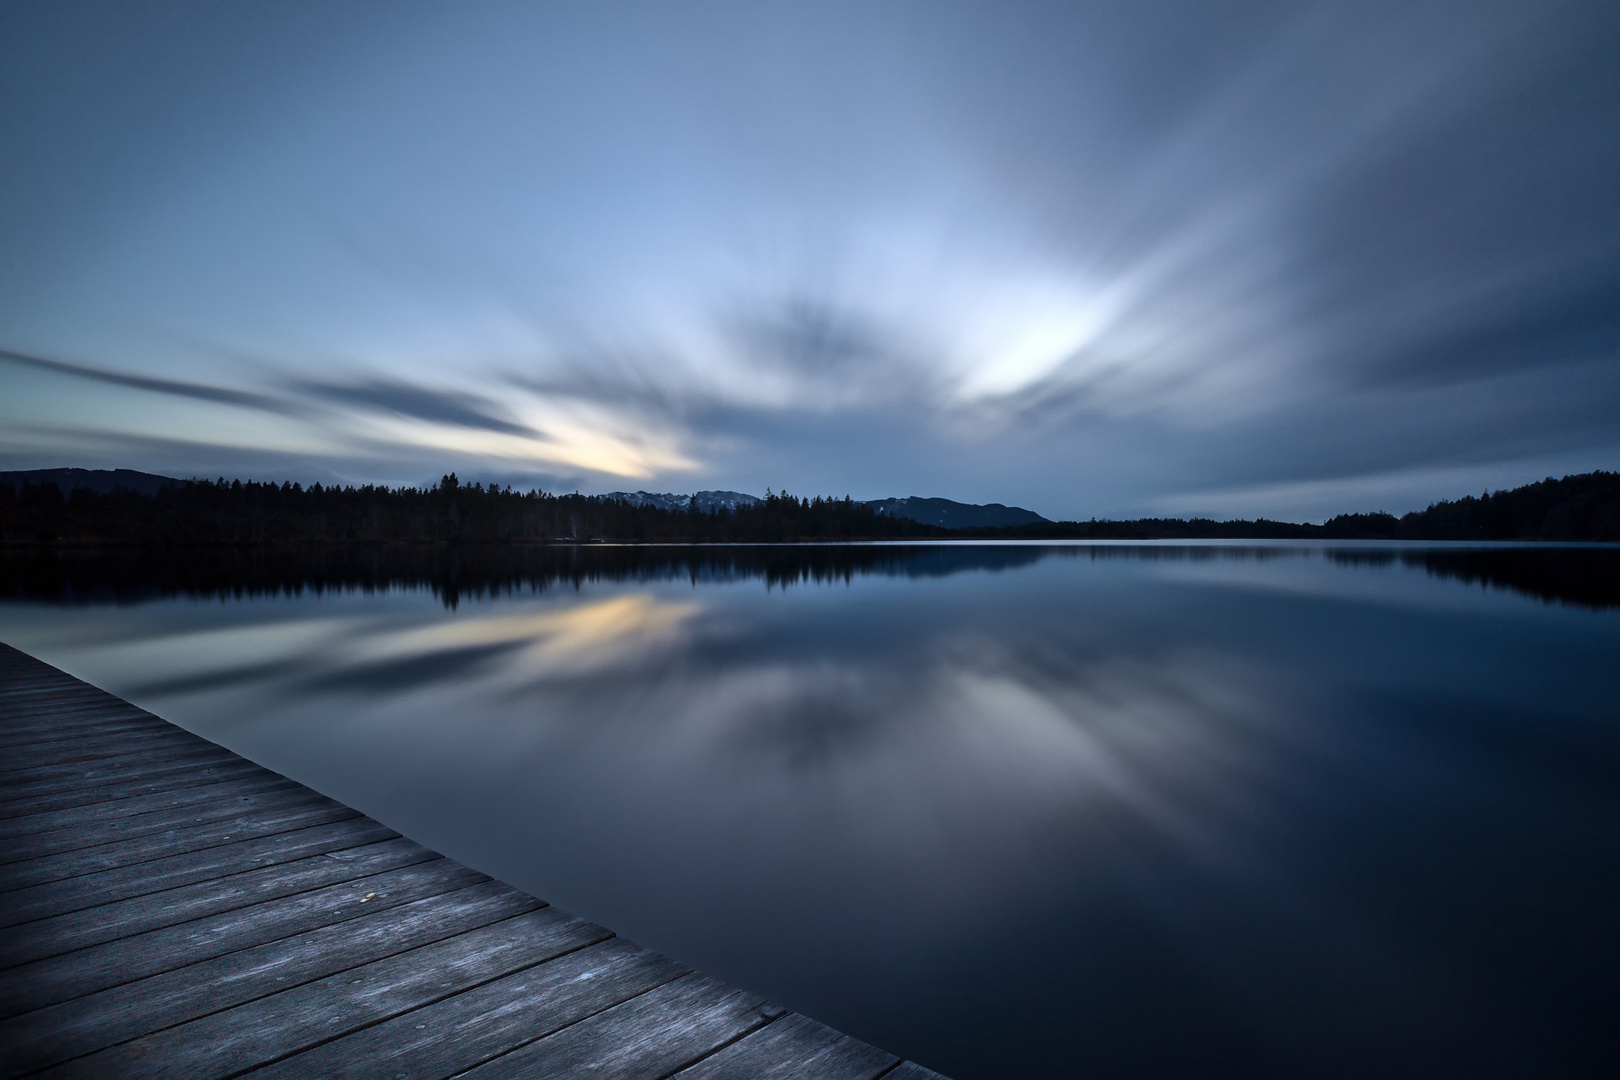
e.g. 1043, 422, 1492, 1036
930, 470, 1620, 542
0, 474, 948, 546
1, 469, 1615, 545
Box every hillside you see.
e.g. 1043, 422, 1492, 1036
0, 468, 176, 496
865, 496, 1049, 529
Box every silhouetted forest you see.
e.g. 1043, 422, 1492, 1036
934, 470, 1620, 541
1, 469, 1616, 545
0, 475, 946, 545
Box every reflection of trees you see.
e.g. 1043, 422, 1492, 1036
3, 542, 1614, 609
1326, 547, 1620, 609
0, 544, 1057, 607
0, 543, 1294, 606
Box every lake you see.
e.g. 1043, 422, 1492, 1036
2, 542, 1617, 1078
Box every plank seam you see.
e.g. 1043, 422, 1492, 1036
440, 970, 702, 1080
0, 852, 452, 973
0, 775, 300, 838
0, 788, 340, 863
0, 822, 403, 924
209, 925, 622, 1080
2, 860, 498, 1012
7, 887, 550, 1075
0, 808, 365, 896
0, 842, 440, 960
653, 1009, 789, 1080
0, 765, 273, 818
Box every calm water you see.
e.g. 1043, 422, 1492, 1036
3, 542, 1617, 1078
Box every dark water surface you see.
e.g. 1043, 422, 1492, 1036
2, 542, 1617, 1078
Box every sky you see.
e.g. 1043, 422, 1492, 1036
3, 0, 1618, 522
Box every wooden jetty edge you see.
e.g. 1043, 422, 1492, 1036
0, 642, 949, 1079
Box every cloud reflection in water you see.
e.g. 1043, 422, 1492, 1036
0, 544, 1615, 1077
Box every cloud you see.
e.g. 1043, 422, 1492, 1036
3, 1, 1620, 515
0, 348, 300, 415
292, 377, 546, 439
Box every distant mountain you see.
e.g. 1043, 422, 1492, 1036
597, 488, 1048, 528
597, 490, 763, 513
596, 489, 1048, 528
865, 496, 1049, 529
0, 468, 177, 496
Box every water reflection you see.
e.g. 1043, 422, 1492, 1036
4, 541, 1617, 607
0, 543, 1616, 1078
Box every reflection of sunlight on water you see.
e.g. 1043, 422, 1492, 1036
939, 657, 1266, 842
558, 637, 1291, 937
53, 615, 368, 692
363, 594, 701, 679
38, 593, 705, 702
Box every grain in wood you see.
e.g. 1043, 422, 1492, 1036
0, 882, 539, 1076
0, 784, 338, 864
0, 757, 266, 819
0, 837, 438, 967
0, 857, 487, 1017
0, 773, 298, 840
456, 972, 784, 1080
672, 1011, 898, 1080
247, 937, 688, 1080
0, 817, 398, 927
0, 744, 239, 799
0, 803, 361, 894
54, 906, 615, 1079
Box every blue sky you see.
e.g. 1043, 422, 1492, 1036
3, 0, 1618, 520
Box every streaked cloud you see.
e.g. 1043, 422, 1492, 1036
1, 0, 1617, 516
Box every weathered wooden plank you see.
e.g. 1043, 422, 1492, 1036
0, 772, 297, 840
0, 723, 208, 762
0, 689, 143, 709
0, 696, 166, 719
0, 692, 156, 716
0, 784, 336, 864
455, 972, 785, 1080
0, 836, 438, 968
0, 693, 148, 711
0, 723, 175, 756
0, 702, 107, 719
0, 757, 266, 818
0, 676, 126, 693
0, 744, 237, 797
1, 741, 244, 789
0, 802, 361, 894
0, 857, 488, 1018
0, 696, 171, 725
671, 1012, 899, 1080
244, 937, 688, 1080
0, 881, 541, 1077
0, 655, 84, 669
54, 907, 616, 1079
0, 683, 119, 704
0, 729, 205, 765
0, 816, 399, 928
0, 707, 162, 739
0, 729, 215, 772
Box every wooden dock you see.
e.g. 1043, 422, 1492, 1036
0, 642, 947, 1079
